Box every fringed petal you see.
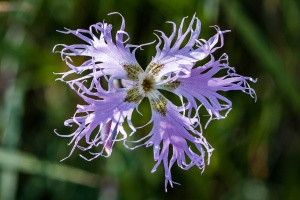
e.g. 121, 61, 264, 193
148, 15, 230, 80
56, 82, 137, 161
125, 102, 213, 191
175, 54, 256, 126
53, 13, 143, 84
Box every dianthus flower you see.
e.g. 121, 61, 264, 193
54, 12, 256, 191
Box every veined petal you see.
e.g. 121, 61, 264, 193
125, 102, 213, 191
148, 15, 231, 82
175, 54, 256, 125
56, 81, 138, 161
53, 13, 143, 83
149, 15, 201, 79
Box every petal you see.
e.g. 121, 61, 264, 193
56, 81, 138, 161
53, 13, 143, 83
175, 54, 257, 125
148, 15, 201, 79
148, 15, 229, 80
125, 102, 213, 191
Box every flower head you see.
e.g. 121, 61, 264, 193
54, 13, 256, 190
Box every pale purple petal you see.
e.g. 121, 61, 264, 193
53, 13, 142, 84
149, 14, 201, 79
56, 81, 137, 161
125, 102, 213, 191
175, 54, 256, 125
149, 15, 229, 80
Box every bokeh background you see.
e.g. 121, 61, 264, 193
1, 0, 300, 199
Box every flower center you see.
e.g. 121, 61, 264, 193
138, 73, 155, 95
141, 77, 154, 92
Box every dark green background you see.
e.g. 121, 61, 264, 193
1, 0, 300, 199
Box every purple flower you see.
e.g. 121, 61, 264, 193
54, 12, 256, 190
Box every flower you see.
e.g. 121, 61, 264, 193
54, 12, 256, 190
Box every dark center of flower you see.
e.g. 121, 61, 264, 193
141, 77, 155, 92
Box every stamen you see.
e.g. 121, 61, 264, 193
141, 76, 155, 92
138, 72, 155, 95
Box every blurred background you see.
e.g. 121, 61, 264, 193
0, 0, 300, 199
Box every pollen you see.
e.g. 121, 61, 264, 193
161, 80, 181, 90
123, 64, 143, 81
124, 87, 144, 103
146, 63, 164, 77
150, 95, 167, 116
